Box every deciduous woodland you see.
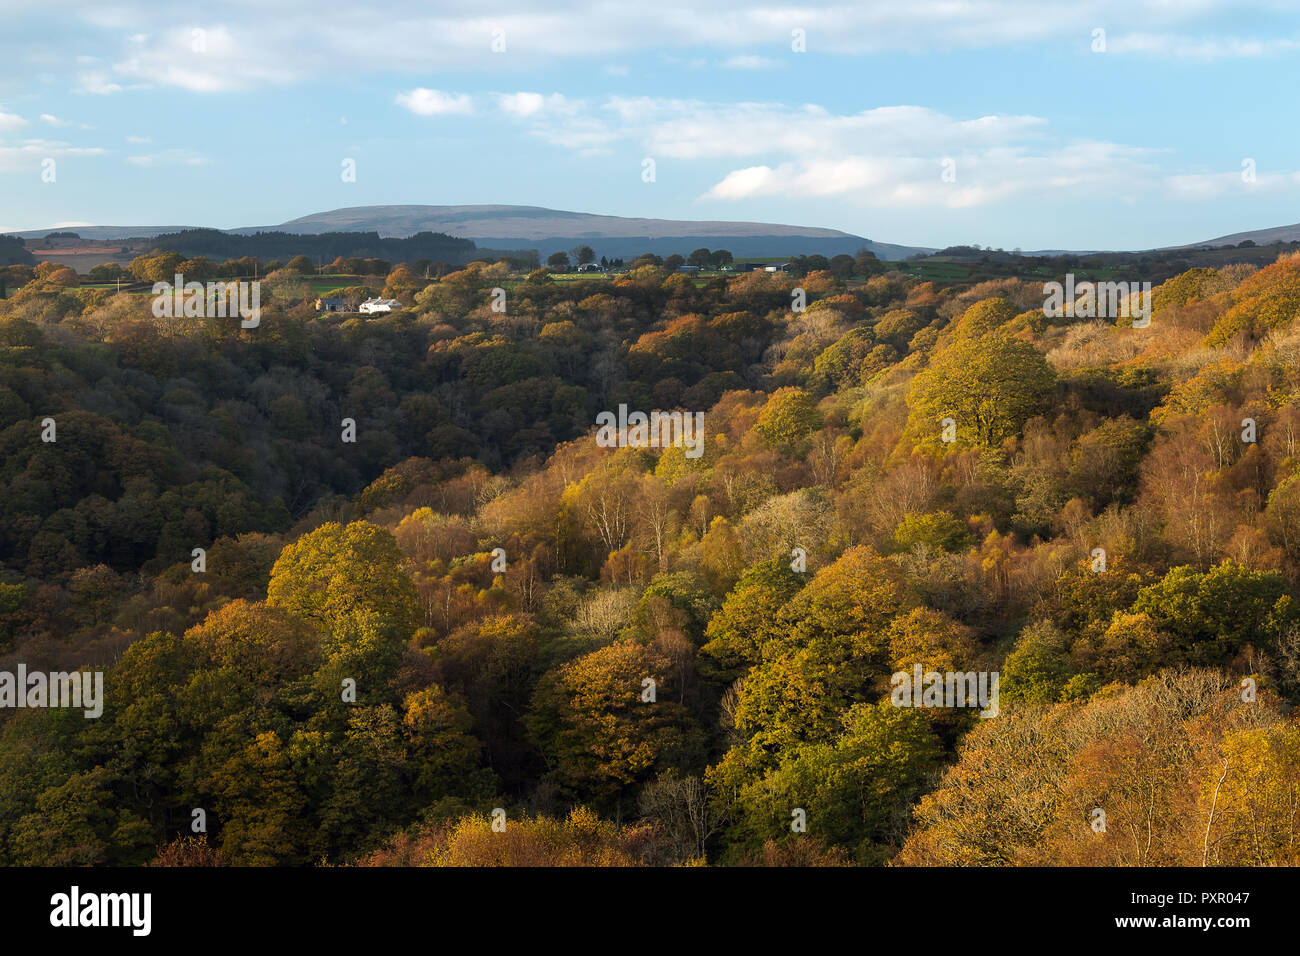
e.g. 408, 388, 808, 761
1, 252, 1299, 866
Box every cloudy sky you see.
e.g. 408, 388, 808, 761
2, 0, 1299, 249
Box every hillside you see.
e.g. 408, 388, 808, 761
238, 204, 925, 260
1, 249, 1299, 867
22, 206, 1300, 262
1188, 221, 1300, 248
10, 205, 928, 261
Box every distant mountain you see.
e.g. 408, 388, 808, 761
8, 225, 197, 241
228, 204, 925, 260
18, 210, 1300, 261
1181, 222, 1300, 249
10, 205, 930, 261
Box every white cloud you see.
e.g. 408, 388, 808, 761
498, 92, 546, 117
0, 111, 26, 131
703, 139, 1167, 207
705, 165, 776, 199
1109, 32, 1300, 59
0, 1, 1285, 99
110, 27, 298, 92
73, 71, 122, 94
0, 140, 106, 173
1165, 169, 1300, 200
706, 158, 940, 202
395, 88, 474, 116
635, 101, 1048, 160
497, 92, 575, 118
542, 93, 1300, 208
487, 91, 1195, 209
496, 92, 616, 153
38, 113, 68, 126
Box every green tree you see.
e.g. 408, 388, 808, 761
699, 558, 804, 680
267, 521, 417, 635
892, 511, 972, 553
755, 387, 823, 457
527, 639, 705, 809
907, 332, 1055, 450
1000, 620, 1076, 706
1129, 561, 1296, 666
723, 700, 941, 862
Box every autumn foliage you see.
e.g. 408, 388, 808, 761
2, 252, 1299, 866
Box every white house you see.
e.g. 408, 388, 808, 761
358, 297, 401, 314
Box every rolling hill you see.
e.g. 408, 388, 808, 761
1185, 221, 1300, 248
232, 204, 926, 260
10, 205, 929, 261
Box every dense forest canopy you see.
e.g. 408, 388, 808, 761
1, 247, 1298, 866
143, 228, 523, 267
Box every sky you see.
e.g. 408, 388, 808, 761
2, 0, 1299, 250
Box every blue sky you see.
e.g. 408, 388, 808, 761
2, 0, 1299, 250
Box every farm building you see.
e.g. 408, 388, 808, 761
358, 298, 401, 314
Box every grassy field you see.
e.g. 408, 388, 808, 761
28, 242, 152, 272
300, 275, 384, 295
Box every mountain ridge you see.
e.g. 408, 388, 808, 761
1180, 221, 1300, 249
16, 205, 1300, 260
8, 204, 930, 260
